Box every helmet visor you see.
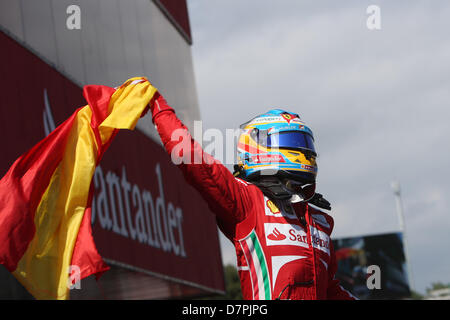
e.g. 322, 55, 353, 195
267, 131, 316, 153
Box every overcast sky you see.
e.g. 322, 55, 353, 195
187, 0, 450, 295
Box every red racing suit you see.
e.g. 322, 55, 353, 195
150, 93, 356, 300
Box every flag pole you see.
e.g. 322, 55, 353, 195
391, 181, 415, 294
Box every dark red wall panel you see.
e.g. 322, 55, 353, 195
154, 0, 192, 44
0, 31, 224, 294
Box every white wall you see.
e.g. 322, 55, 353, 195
0, 0, 201, 140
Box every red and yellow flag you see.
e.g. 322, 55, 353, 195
0, 77, 157, 299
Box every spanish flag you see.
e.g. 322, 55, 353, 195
0, 77, 157, 300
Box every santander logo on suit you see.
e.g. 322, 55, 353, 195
264, 222, 330, 255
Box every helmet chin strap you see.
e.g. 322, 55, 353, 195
284, 180, 316, 203
290, 194, 303, 203
251, 177, 293, 201
252, 177, 313, 203
252, 177, 331, 210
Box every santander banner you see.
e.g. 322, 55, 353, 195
0, 31, 225, 294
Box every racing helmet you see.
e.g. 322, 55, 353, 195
235, 109, 318, 185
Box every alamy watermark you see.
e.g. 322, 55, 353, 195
65, 4, 381, 31
68, 265, 81, 290
169, 121, 244, 166
66, 5, 81, 30
366, 5, 381, 30
366, 264, 381, 290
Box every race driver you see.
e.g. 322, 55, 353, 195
148, 91, 357, 300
